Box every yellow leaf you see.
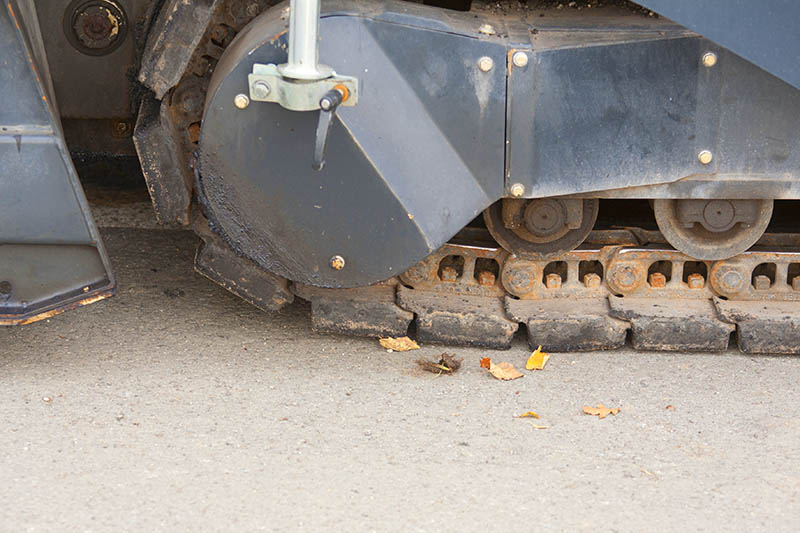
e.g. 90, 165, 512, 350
582, 403, 620, 419
488, 361, 523, 381
530, 424, 549, 430
526, 345, 550, 371
379, 336, 419, 352
517, 411, 540, 419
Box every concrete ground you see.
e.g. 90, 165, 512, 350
3, 203, 800, 531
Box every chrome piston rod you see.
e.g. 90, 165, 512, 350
277, 0, 332, 80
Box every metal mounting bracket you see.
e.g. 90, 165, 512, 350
248, 63, 358, 112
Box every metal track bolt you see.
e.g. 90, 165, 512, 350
717, 268, 745, 294
510, 183, 525, 197
512, 52, 529, 68
610, 265, 638, 290
402, 263, 428, 284
698, 150, 713, 165
477, 270, 496, 287
686, 273, 705, 289
234, 94, 250, 109
506, 269, 534, 294
753, 274, 771, 290
252, 81, 271, 99
648, 272, 667, 288
545, 273, 562, 289
702, 52, 717, 68
478, 56, 494, 72
440, 266, 458, 282
330, 255, 346, 270
583, 273, 601, 288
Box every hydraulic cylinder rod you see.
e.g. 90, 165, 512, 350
277, 0, 332, 80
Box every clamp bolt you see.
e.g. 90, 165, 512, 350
478, 56, 494, 72
510, 183, 525, 197
234, 94, 250, 109
702, 52, 717, 68
252, 81, 271, 99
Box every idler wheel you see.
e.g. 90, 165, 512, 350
484, 198, 598, 259
653, 198, 773, 260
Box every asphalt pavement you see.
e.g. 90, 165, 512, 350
2, 210, 800, 531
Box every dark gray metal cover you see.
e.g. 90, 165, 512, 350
200, 2, 506, 288
0, 1, 114, 324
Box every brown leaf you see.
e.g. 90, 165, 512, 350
488, 361, 523, 381
417, 353, 463, 374
665, 404, 675, 411
379, 336, 419, 352
526, 345, 550, 371
517, 411, 540, 419
582, 404, 620, 419
480, 357, 492, 369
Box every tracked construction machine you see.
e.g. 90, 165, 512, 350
2, 0, 800, 353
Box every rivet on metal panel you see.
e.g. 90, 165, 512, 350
702, 52, 717, 68
330, 255, 345, 270
510, 183, 525, 197
234, 94, 250, 109
698, 150, 713, 165
478, 56, 494, 72
686, 272, 705, 289
512, 52, 528, 68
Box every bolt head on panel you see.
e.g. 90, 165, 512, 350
512, 52, 529, 68
234, 94, 250, 109
702, 52, 717, 67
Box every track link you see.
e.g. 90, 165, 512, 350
292, 229, 800, 354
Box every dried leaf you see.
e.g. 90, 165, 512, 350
582, 404, 620, 419
480, 357, 492, 369
417, 353, 463, 374
526, 345, 550, 371
488, 361, 523, 381
517, 411, 540, 419
665, 404, 675, 411
379, 336, 419, 352
530, 424, 549, 430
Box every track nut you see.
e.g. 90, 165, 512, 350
583, 273, 601, 289
545, 273, 562, 289
648, 272, 667, 288
686, 273, 705, 289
